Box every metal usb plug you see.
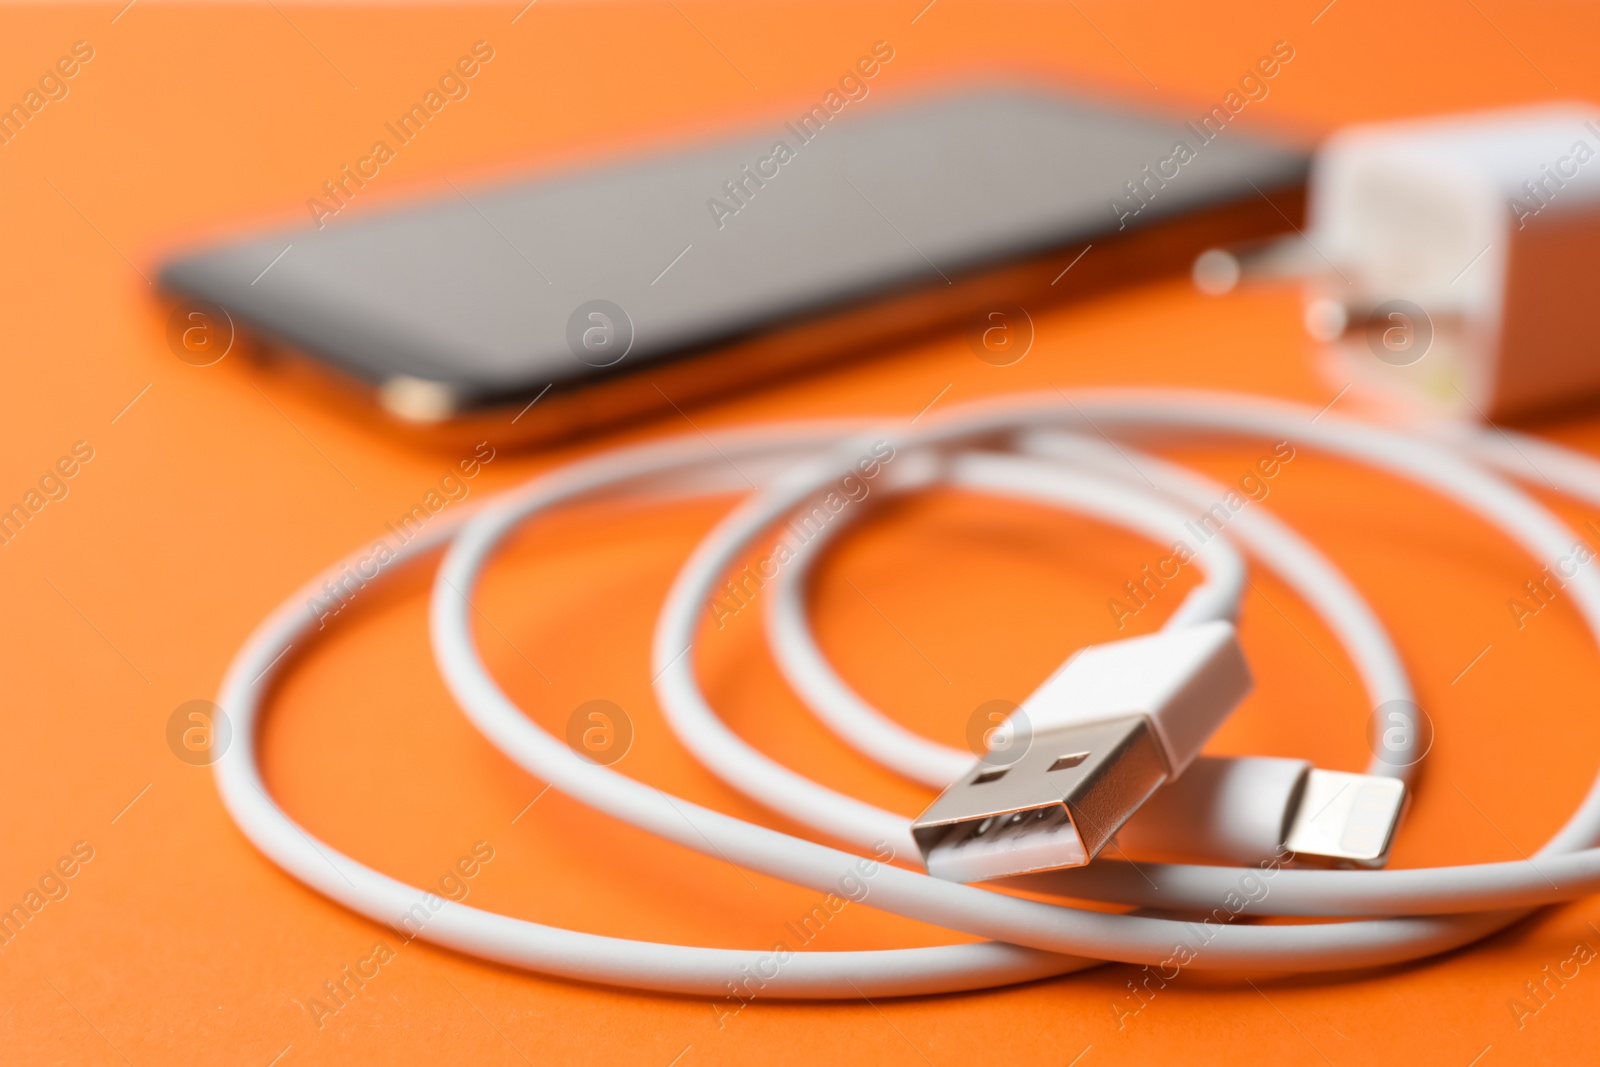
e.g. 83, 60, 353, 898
913, 715, 1168, 883
912, 621, 1254, 883
1282, 768, 1408, 868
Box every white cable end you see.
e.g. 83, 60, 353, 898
1283, 768, 1407, 868
913, 624, 1253, 882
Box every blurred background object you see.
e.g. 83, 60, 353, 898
1196, 102, 1600, 423
159, 83, 1307, 447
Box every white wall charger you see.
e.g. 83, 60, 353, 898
1198, 101, 1600, 421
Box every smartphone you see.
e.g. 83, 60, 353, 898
158, 82, 1306, 446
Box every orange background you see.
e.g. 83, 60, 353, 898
5, 2, 1600, 1064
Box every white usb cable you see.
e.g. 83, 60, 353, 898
762, 431, 1419, 866
212, 388, 1600, 998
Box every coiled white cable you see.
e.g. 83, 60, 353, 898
762, 432, 1417, 793
214, 388, 1600, 999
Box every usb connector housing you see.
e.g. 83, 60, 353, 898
914, 715, 1167, 882
912, 621, 1252, 883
